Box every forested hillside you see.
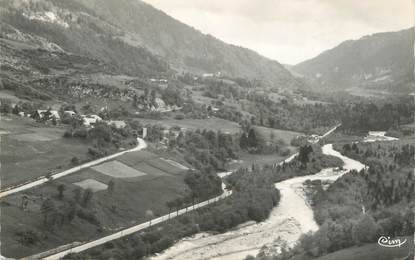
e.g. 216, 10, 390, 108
293, 27, 415, 93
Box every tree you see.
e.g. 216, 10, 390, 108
71, 156, 79, 165
352, 215, 380, 244
81, 188, 93, 207
107, 180, 115, 195
57, 184, 66, 200
166, 200, 175, 220
247, 128, 258, 148
73, 188, 82, 203
41, 108, 52, 123
239, 133, 248, 149
41, 198, 56, 227
12, 104, 20, 115
65, 201, 77, 224
0, 102, 12, 114
174, 197, 183, 216
146, 210, 154, 226
298, 145, 313, 166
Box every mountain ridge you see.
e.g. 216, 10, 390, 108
0, 0, 303, 90
293, 27, 415, 93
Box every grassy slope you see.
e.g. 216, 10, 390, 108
253, 125, 302, 145
0, 116, 91, 187
1, 150, 189, 258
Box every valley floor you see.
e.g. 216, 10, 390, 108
150, 144, 365, 260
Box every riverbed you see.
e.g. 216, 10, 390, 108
151, 144, 366, 260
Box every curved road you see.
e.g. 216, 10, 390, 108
0, 137, 147, 199
150, 144, 366, 260
39, 174, 232, 260
16, 125, 341, 259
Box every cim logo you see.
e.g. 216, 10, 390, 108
377, 236, 407, 248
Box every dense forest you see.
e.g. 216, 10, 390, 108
339, 102, 414, 134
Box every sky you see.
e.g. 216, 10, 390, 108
142, 0, 414, 64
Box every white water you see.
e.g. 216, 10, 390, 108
151, 144, 366, 260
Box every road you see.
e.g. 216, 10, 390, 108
0, 138, 147, 199
150, 144, 366, 260
39, 173, 232, 260
22, 124, 342, 259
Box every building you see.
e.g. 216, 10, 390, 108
81, 114, 102, 127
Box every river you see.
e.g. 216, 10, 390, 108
151, 144, 366, 260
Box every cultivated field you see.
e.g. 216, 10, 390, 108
1, 149, 190, 258
253, 125, 302, 145
74, 179, 108, 192
92, 160, 148, 178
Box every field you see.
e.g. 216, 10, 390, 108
0, 115, 91, 187
0, 149, 190, 258
228, 151, 296, 170
139, 117, 241, 134
74, 179, 108, 192
253, 125, 302, 145
92, 160, 148, 178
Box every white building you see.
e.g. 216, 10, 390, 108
81, 115, 102, 127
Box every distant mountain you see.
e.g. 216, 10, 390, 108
0, 0, 302, 90
74, 0, 301, 88
293, 28, 415, 93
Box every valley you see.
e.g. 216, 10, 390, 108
0, 1, 414, 260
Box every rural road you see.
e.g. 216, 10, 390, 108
0, 137, 147, 199
37, 173, 233, 260
20, 124, 342, 259
150, 144, 366, 260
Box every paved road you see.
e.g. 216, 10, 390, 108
0, 138, 147, 199
23, 124, 343, 259
40, 173, 233, 260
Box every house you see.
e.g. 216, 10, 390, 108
106, 120, 127, 129
32, 110, 60, 121
81, 114, 102, 127
64, 110, 76, 117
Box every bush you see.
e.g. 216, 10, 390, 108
352, 215, 380, 244
151, 237, 174, 254
174, 113, 185, 120
16, 229, 39, 245
77, 209, 100, 226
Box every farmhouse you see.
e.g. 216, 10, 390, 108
81, 114, 102, 127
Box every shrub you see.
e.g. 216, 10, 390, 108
16, 229, 39, 245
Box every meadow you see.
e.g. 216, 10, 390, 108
0, 115, 91, 187
0, 149, 190, 258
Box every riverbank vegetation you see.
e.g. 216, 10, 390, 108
63, 143, 341, 259
64, 168, 280, 260
253, 141, 415, 260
